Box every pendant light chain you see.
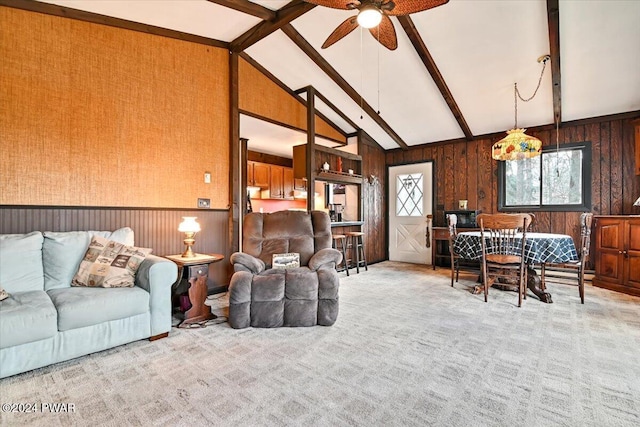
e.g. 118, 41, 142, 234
513, 56, 549, 129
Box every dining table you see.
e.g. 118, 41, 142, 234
453, 231, 579, 303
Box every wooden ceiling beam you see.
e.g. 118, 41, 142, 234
281, 24, 409, 149
397, 15, 473, 140
230, 0, 315, 52
546, 0, 562, 124
206, 0, 276, 21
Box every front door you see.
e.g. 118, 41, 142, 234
388, 162, 433, 264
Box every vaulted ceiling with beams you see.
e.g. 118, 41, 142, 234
34, 0, 640, 155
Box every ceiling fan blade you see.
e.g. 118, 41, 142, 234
322, 15, 359, 49
384, 0, 449, 16
303, 0, 360, 10
369, 14, 397, 50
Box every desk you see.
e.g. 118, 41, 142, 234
165, 253, 224, 326
453, 232, 578, 303
432, 227, 479, 270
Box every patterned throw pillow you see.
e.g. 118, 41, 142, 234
72, 236, 151, 288
0, 287, 8, 301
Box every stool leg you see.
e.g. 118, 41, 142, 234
354, 236, 360, 274
359, 236, 368, 271
341, 238, 349, 276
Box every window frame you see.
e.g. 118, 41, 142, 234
497, 141, 592, 212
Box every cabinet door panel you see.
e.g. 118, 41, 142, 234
247, 162, 255, 186
283, 168, 294, 200
628, 222, 640, 251
599, 223, 622, 249
627, 255, 640, 287
598, 253, 622, 281
594, 218, 625, 286
253, 163, 270, 188
270, 165, 284, 199
626, 220, 640, 288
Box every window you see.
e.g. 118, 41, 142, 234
396, 173, 424, 216
498, 142, 591, 212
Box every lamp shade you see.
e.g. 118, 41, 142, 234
492, 128, 542, 161
634, 196, 640, 207
178, 217, 201, 233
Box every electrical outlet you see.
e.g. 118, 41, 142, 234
198, 198, 210, 208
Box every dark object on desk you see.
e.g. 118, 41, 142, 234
478, 213, 533, 307
444, 209, 480, 228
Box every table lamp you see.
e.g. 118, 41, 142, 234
178, 217, 201, 258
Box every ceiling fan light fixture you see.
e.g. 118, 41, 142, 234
357, 5, 382, 29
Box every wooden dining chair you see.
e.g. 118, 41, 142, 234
446, 213, 460, 287
539, 212, 593, 304
477, 213, 533, 307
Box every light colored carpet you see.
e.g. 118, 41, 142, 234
1, 262, 639, 427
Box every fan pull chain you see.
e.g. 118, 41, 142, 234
377, 24, 380, 115
360, 26, 364, 120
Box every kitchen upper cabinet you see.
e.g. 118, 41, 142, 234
268, 165, 294, 200
283, 167, 294, 200
248, 161, 270, 188
593, 215, 640, 297
270, 165, 284, 199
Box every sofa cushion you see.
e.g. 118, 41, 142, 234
0, 232, 44, 293
0, 290, 58, 349
47, 286, 150, 332
72, 236, 151, 288
43, 228, 135, 291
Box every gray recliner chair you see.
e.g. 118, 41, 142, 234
228, 210, 342, 329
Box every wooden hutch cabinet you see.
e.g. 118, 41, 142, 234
593, 215, 640, 297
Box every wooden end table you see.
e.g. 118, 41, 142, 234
164, 253, 224, 326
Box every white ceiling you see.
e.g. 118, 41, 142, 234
37, 0, 640, 155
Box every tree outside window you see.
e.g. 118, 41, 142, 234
499, 142, 591, 212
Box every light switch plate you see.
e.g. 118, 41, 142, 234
198, 198, 210, 208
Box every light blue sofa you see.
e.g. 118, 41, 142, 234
0, 228, 177, 378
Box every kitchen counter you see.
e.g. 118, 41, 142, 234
330, 221, 363, 227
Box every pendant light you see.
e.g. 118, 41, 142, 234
492, 55, 550, 161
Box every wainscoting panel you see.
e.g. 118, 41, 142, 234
0, 207, 232, 286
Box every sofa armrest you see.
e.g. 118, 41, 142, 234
308, 248, 342, 271
230, 252, 265, 274
135, 254, 178, 336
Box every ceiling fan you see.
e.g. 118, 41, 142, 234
304, 0, 449, 50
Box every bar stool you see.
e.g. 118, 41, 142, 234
331, 234, 349, 276
345, 231, 367, 274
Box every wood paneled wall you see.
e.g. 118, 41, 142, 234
386, 117, 640, 247
0, 7, 230, 209
360, 131, 387, 263
0, 207, 232, 285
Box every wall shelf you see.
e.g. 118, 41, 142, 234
315, 170, 363, 184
